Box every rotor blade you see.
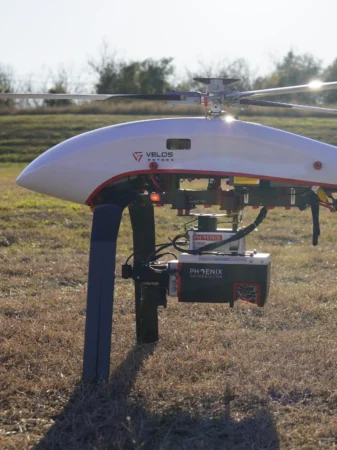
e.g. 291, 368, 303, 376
239, 98, 337, 113
0, 93, 185, 101
106, 93, 185, 101
229, 81, 337, 98
0, 93, 112, 101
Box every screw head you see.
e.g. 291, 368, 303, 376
313, 161, 322, 170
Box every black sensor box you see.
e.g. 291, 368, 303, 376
168, 253, 271, 307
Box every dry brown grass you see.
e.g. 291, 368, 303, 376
0, 165, 336, 449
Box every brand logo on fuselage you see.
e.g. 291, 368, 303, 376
132, 151, 174, 162
133, 152, 143, 162
146, 152, 173, 158
146, 151, 174, 162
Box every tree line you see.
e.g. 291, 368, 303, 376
1, 50, 337, 106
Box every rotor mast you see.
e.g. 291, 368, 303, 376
193, 77, 241, 118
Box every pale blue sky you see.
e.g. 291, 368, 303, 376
2, 0, 337, 90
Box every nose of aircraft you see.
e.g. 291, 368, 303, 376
16, 162, 40, 191
14, 126, 117, 205
14, 143, 90, 204
14, 125, 123, 205
16, 157, 62, 200
15, 155, 90, 205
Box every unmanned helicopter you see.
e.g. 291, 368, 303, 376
1, 77, 337, 379
2, 77, 337, 205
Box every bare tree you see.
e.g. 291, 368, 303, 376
0, 63, 15, 106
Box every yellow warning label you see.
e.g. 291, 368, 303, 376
315, 187, 328, 202
234, 177, 259, 185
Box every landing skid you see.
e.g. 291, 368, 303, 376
83, 202, 159, 381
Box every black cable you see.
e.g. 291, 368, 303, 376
199, 206, 267, 253
171, 207, 268, 255
183, 217, 198, 232
125, 242, 174, 264
125, 242, 185, 264
146, 242, 176, 266
151, 252, 177, 262
148, 252, 178, 273
170, 233, 190, 254
146, 234, 187, 267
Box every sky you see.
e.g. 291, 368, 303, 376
2, 0, 337, 91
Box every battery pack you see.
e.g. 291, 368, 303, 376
168, 253, 271, 307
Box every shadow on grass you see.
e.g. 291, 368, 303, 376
35, 343, 279, 450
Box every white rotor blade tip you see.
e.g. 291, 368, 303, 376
308, 80, 323, 89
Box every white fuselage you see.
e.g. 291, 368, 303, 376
16, 117, 337, 205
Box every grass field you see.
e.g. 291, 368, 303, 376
0, 115, 337, 449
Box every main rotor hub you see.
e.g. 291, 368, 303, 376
193, 77, 241, 94
193, 78, 241, 118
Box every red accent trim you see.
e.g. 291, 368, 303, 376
149, 174, 162, 191
233, 282, 261, 307
319, 201, 335, 212
85, 169, 337, 205
177, 262, 182, 302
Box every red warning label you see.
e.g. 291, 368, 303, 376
193, 234, 222, 241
